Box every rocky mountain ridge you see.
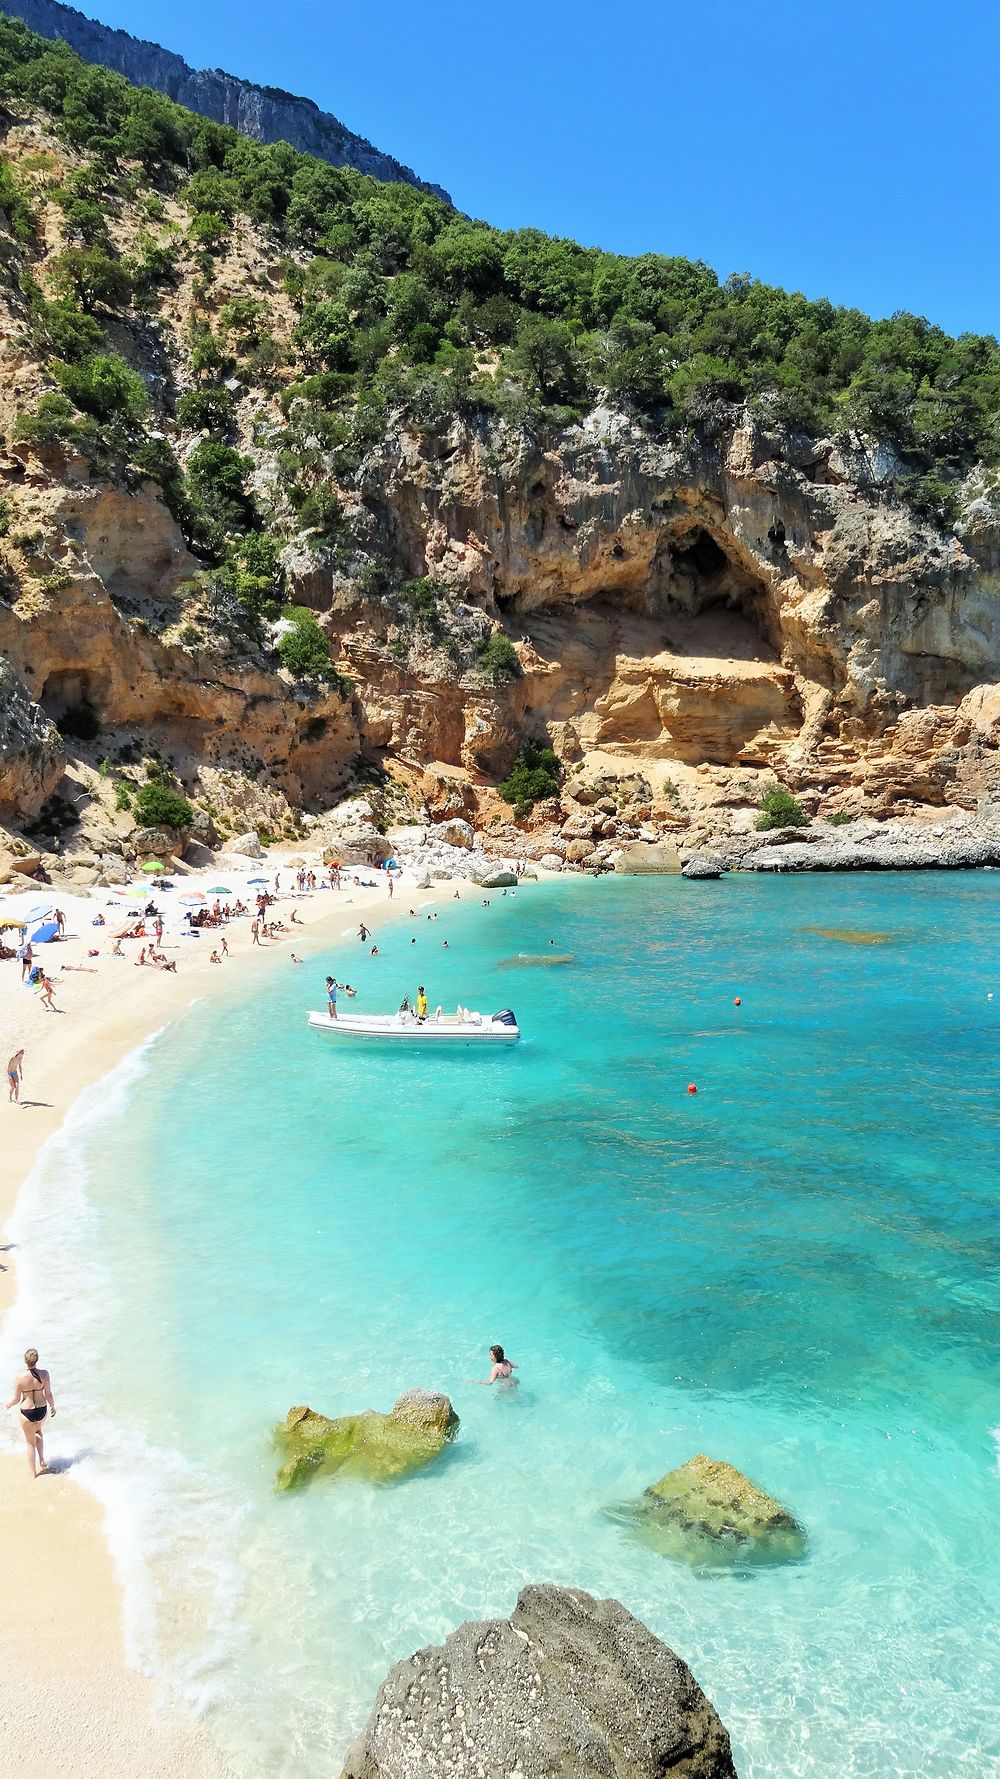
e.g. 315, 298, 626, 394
0, 0, 449, 198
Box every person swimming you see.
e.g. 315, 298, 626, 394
471, 1344, 518, 1389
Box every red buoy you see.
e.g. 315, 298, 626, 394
687, 1083, 698, 1095
734, 996, 742, 1006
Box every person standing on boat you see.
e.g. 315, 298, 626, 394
325, 976, 338, 1020
416, 985, 428, 1021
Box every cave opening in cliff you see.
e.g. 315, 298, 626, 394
660, 527, 775, 655
39, 669, 109, 732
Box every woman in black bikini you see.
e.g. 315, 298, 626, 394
6, 1348, 55, 1477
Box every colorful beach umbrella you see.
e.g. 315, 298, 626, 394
141, 859, 162, 872
0, 916, 24, 930
207, 885, 233, 894
179, 893, 206, 904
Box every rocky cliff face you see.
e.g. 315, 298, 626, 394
2, 114, 1000, 879
0, 0, 449, 198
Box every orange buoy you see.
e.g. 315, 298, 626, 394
687, 1083, 698, 1095
733, 996, 742, 1006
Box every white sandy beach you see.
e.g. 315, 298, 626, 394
0, 852, 468, 1778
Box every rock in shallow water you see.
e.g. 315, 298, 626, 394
681, 854, 726, 879
274, 1390, 458, 1492
608, 1453, 805, 1569
340, 1583, 738, 1779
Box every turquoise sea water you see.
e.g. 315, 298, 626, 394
6, 874, 1000, 1777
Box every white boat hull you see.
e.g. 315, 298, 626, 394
307, 1011, 520, 1045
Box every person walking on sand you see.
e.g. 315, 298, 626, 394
470, 1344, 518, 1389
6, 1348, 56, 1477
19, 939, 32, 984
38, 972, 56, 1011
55, 908, 65, 936
325, 975, 338, 1019
7, 1048, 24, 1103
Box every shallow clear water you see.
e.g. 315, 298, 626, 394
6, 875, 1000, 1777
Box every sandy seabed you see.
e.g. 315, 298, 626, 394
0, 853, 471, 1778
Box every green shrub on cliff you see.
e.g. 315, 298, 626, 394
498, 740, 561, 818
475, 633, 521, 685
54, 352, 148, 423
277, 606, 332, 677
755, 787, 809, 831
133, 782, 194, 829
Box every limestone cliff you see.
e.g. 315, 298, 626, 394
1, 99, 1000, 880
0, 0, 449, 198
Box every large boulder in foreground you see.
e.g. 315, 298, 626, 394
341, 1583, 737, 1779
275, 1389, 458, 1492
609, 1454, 805, 1569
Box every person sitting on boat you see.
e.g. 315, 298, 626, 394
416, 986, 428, 1022
399, 994, 412, 1015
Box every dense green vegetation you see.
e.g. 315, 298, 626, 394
132, 781, 194, 828
276, 605, 333, 678
498, 740, 562, 819
0, 5, 997, 629
755, 786, 809, 831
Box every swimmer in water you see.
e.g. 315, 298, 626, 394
470, 1344, 518, 1389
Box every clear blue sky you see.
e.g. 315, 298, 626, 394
92, 0, 998, 337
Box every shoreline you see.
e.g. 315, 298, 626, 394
0, 855, 466, 1778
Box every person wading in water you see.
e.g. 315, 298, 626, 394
6, 1348, 56, 1477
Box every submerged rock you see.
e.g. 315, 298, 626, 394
274, 1390, 458, 1492
341, 1583, 737, 1779
608, 1453, 805, 1569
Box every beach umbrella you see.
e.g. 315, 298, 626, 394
179, 892, 206, 904
141, 859, 161, 872
30, 920, 59, 944
0, 917, 24, 930
247, 876, 268, 884
24, 903, 53, 921
207, 885, 233, 894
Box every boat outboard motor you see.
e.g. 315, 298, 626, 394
492, 1008, 518, 1027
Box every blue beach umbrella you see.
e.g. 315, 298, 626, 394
30, 920, 59, 944
247, 876, 268, 884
